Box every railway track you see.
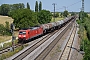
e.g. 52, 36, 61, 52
59, 21, 77, 60
0, 43, 22, 54
6, 18, 76, 60
34, 19, 75, 60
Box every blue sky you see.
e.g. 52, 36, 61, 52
0, 0, 90, 12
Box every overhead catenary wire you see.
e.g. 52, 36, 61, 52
67, 0, 81, 8
55, 0, 82, 11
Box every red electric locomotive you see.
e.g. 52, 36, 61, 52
18, 27, 43, 42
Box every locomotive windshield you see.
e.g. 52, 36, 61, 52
19, 31, 26, 35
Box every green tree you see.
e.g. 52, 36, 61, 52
63, 10, 69, 17
35, 1, 38, 12
80, 17, 90, 60
0, 3, 25, 16
32, 12, 39, 25
38, 10, 52, 24
0, 24, 5, 35
79, 11, 82, 20
0, 24, 9, 36
83, 12, 88, 18
52, 12, 59, 18
18, 3, 25, 9
0, 6, 1, 15
5, 21, 9, 31
0, 4, 10, 16
9, 3, 24, 11
77, 12, 90, 60
9, 9, 38, 29
71, 12, 75, 16
60, 12, 63, 18
79, 11, 88, 22
39, 1, 42, 11
55, 12, 59, 17
27, 2, 30, 9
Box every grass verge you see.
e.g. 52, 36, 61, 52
0, 40, 18, 50
51, 17, 64, 22
0, 42, 28, 60
0, 46, 23, 60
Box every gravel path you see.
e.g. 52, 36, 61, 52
70, 28, 83, 60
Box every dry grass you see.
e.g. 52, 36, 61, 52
0, 31, 18, 43
0, 35, 12, 43
0, 15, 13, 26
88, 14, 90, 17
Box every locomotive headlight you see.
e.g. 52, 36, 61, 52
19, 35, 21, 37
23, 35, 26, 37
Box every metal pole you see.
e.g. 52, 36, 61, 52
52, 3, 56, 22
82, 0, 84, 51
82, 0, 84, 12
12, 30, 14, 51
80, 8, 82, 51
11, 23, 14, 51
54, 4, 55, 22
63, 6, 66, 11
79, 0, 85, 55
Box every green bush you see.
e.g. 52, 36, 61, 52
77, 12, 90, 60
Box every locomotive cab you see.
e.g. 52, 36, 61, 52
18, 27, 43, 42
18, 30, 30, 42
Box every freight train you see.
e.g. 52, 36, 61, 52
18, 16, 75, 42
